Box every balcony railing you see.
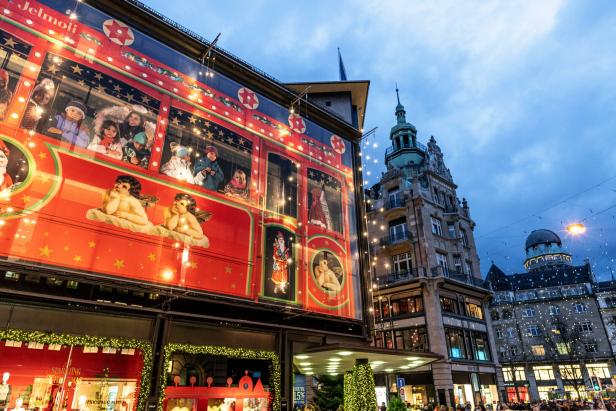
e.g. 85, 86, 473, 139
430, 265, 491, 290
380, 230, 411, 246
385, 196, 406, 210
385, 141, 428, 156
375, 268, 424, 286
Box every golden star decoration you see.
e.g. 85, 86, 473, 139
37, 152, 47, 160
71, 64, 83, 75
147, 253, 156, 261
38, 245, 52, 257
94, 72, 103, 81
38, 173, 51, 184
88, 241, 96, 248
73, 255, 82, 263
47, 65, 59, 74
224, 266, 232, 274
114, 259, 125, 269
21, 195, 31, 204
188, 261, 198, 269
3, 37, 17, 48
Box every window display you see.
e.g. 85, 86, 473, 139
164, 346, 278, 411
0, 334, 147, 411
0, 0, 361, 320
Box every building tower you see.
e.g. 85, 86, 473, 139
367, 91, 504, 407
488, 229, 616, 402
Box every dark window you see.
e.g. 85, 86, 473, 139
445, 327, 467, 359
390, 296, 424, 317
266, 153, 298, 217
491, 310, 500, 320
440, 296, 459, 315
471, 331, 491, 361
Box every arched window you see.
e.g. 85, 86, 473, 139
501, 309, 512, 320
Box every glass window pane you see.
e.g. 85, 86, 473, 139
265, 153, 298, 217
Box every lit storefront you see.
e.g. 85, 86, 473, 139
0, 0, 372, 410
452, 373, 498, 408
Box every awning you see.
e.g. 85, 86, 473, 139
293, 343, 442, 376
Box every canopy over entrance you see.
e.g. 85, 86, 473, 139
293, 343, 442, 375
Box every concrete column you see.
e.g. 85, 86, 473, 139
422, 279, 453, 406
526, 365, 540, 401
483, 298, 505, 401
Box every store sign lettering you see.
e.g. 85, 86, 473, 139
14, 1, 78, 33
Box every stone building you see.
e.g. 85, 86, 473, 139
594, 280, 616, 355
487, 229, 616, 402
366, 91, 504, 408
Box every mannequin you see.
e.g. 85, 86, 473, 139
10, 398, 24, 411
0, 372, 10, 410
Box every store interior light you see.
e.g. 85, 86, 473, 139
338, 351, 353, 356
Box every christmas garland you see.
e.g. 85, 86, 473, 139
344, 371, 353, 411
0, 328, 153, 411
159, 343, 281, 411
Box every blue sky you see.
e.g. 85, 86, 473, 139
147, 0, 616, 279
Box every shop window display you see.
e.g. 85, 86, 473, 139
0, 32, 31, 121
307, 168, 342, 233
265, 154, 298, 218
21, 53, 159, 167
165, 350, 275, 411
161, 107, 252, 197
0, 338, 145, 411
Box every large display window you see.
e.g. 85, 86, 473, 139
0, 0, 362, 320
0, 329, 150, 411
162, 344, 279, 411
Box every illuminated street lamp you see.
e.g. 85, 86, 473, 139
566, 223, 586, 235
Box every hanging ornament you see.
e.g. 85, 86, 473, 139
288, 112, 306, 134
237, 87, 259, 110
102, 19, 135, 46
330, 134, 346, 154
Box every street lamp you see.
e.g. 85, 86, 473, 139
566, 223, 586, 236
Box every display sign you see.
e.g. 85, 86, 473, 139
0, 0, 362, 320
0, 338, 145, 411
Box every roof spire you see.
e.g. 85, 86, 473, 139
338, 48, 347, 81
395, 82, 401, 105
394, 83, 406, 124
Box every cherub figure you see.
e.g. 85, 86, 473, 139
314, 257, 342, 292
86, 175, 156, 233
151, 193, 211, 248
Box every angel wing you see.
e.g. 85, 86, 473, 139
93, 105, 130, 136
333, 267, 344, 275
194, 210, 213, 224
139, 194, 159, 208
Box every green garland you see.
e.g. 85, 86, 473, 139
159, 343, 281, 411
344, 371, 353, 411
0, 328, 152, 411
349, 363, 377, 411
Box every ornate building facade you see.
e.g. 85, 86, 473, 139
366, 91, 504, 407
488, 229, 616, 402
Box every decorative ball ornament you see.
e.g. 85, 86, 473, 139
206, 376, 213, 387
288, 113, 306, 134
226, 377, 233, 387
102, 19, 135, 46
189, 376, 197, 387
330, 134, 346, 154
238, 87, 259, 110
173, 375, 180, 387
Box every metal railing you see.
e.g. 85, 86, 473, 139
430, 266, 491, 290
385, 141, 428, 156
380, 230, 411, 246
385, 196, 406, 210
374, 268, 424, 286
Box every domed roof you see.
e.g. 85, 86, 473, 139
525, 229, 562, 250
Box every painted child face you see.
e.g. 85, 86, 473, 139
0, 79, 7, 89
206, 151, 217, 162
66, 107, 83, 121
276, 236, 285, 249
133, 141, 144, 151
127, 113, 141, 126
113, 181, 131, 196
0, 151, 8, 168
173, 198, 189, 214
103, 125, 118, 139
36, 92, 51, 105
233, 171, 246, 187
